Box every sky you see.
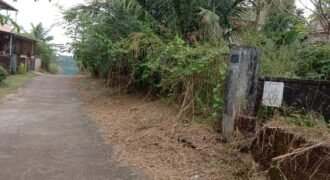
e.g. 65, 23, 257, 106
296, 0, 314, 17
5, 0, 85, 47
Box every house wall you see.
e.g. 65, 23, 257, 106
16, 39, 34, 56
0, 36, 37, 72
0, 32, 10, 54
0, 55, 11, 71
309, 33, 330, 43
309, 19, 330, 43
0, 28, 37, 73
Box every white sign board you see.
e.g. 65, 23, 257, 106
262, 81, 284, 107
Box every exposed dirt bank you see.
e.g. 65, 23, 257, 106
78, 77, 265, 180
251, 121, 330, 180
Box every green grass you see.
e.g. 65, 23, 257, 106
0, 73, 36, 100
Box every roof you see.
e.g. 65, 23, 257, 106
0, 0, 18, 11
0, 24, 11, 33
16, 33, 39, 42
310, 18, 330, 34
0, 25, 38, 42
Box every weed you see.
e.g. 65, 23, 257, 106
17, 63, 27, 74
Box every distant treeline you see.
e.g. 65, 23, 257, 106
56, 55, 78, 75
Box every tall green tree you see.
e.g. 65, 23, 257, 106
308, 0, 330, 33
262, 0, 306, 44
30, 23, 56, 71
30, 23, 54, 42
113, 0, 246, 40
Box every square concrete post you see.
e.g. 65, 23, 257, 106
222, 46, 260, 141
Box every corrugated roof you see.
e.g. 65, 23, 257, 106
0, 0, 18, 11
16, 33, 39, 42
0, 25, 39, 42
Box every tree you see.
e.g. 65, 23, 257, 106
30, 23, 54, 42
113, 0, 246, 40
299, 0, 330, 34
262, 0, 306, 44
30, 23, 56, 71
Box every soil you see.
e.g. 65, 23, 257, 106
78, 77, 266, 180
251, 125, 330, 180
266, 119, 330, 143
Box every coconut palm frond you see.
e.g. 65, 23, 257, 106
199, 7, 222, 40
30, 23, 54, 42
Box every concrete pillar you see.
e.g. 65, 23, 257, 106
222, 46, 261, 141
9, 34, 12, 55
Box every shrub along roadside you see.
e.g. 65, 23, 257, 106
106, 34, 229, 120
294, 43, 330, 79
17, 63, 27, 75
126, 36, 229, 119
0, 65, 8, 83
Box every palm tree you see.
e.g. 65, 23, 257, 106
30, 23, 54, 42
114, 0, 246, 40
30, 23, 55, 71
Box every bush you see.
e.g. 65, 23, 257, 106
260, 43, 298, 77
36, 42, 56, 72
240, 28, 298, 77
0, 65, 8, 82
48, 63, 60, 74
17, 63, 27, 74
105, 34, 229, 119
294, 43, 330, 80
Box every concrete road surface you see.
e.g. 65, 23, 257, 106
0, 75, 140, 180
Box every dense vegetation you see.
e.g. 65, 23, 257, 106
63, 0, 330, 120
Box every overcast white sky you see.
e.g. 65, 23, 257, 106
296, 0, 314, 17
6, 0, 85, 46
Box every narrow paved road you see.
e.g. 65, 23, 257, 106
0, 75, 139, 180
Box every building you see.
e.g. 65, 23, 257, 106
0, 0, 17, 12
0, 0, 38, 73
309, 18, 330, 43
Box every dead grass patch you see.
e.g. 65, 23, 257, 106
266, 114, 330, 143
78, 77, 265, 180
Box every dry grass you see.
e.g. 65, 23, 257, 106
78, 77, 265, 180
266, 114, 330, 143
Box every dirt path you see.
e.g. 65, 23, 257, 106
0, 75, 140, 180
